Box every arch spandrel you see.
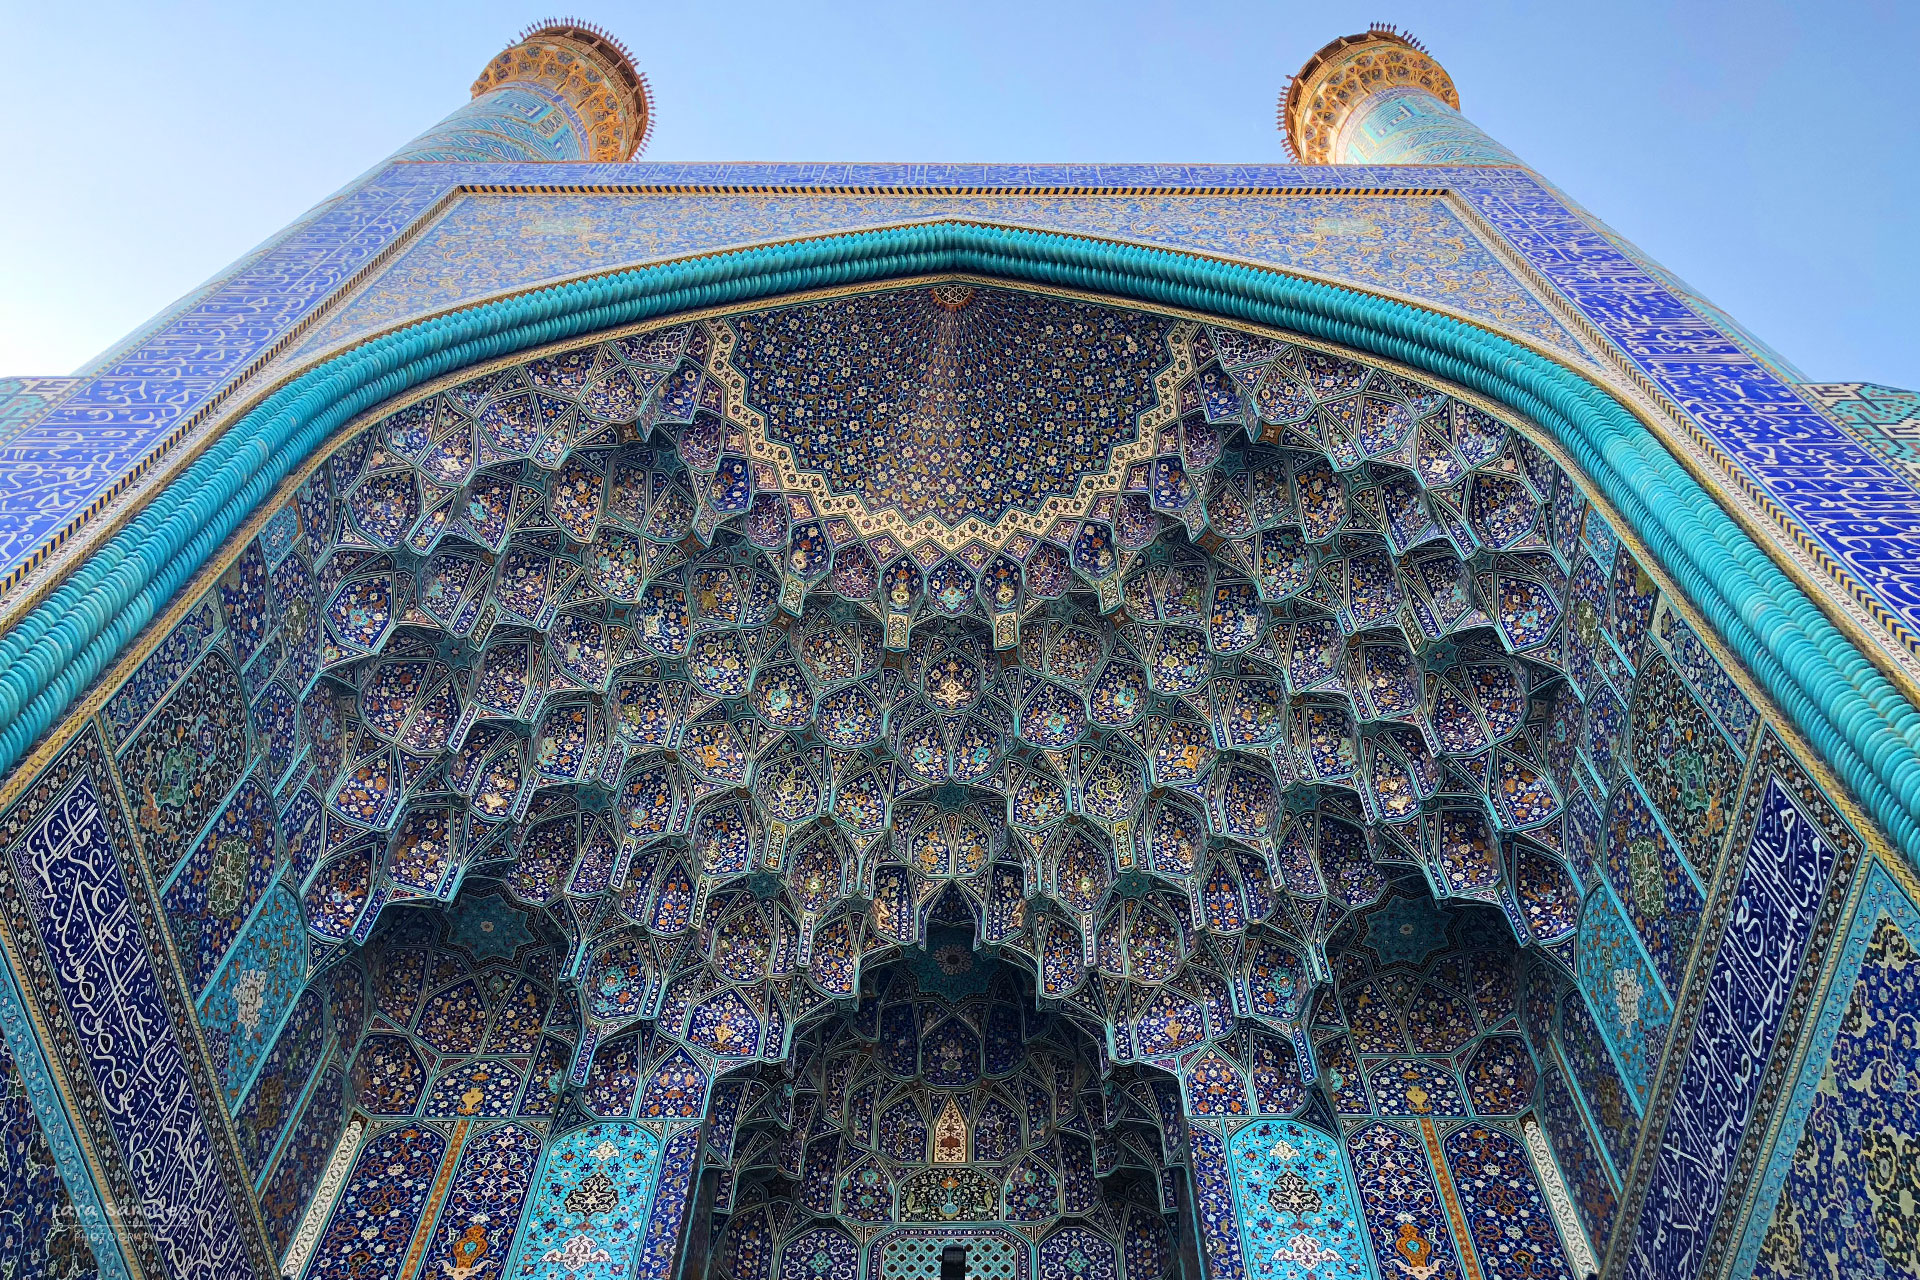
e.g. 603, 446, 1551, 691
1, 219, 1906, 1280
280, 201, 1595, 379
224, 279, 1610, 1121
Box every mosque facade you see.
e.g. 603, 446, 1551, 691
0, 19, 1914, 1280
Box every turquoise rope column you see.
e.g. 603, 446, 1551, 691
0, 222, 1915, 902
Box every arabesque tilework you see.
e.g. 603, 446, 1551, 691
1619, 735, 1865, 1280
0, 28, 1916, 1280
505, 1121, 660, 1280
1225, 1119, 1369, 1280
1732, 860, 1920, 1280
0, 736, 262, 1277
8, 159, 1920, 701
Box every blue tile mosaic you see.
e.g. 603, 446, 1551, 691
1621, 734, 1863, 1280
1732, 860, 1920, 1279
0, 750, 253, 1276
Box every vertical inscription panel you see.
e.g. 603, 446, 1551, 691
1619, 733, 1862, 1280
3, 754, 251, 1278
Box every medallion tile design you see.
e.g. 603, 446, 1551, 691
198, 883, 308, 1108
116, 647, 250, 874
163, 771, 281, 996
1556, 990, 1640, 1183
1226, 1118, 1369, 1280
1602, 782, 1703, 994
1572, 885, 1670, 1113
233, 987, 327, 1179
506, 1121, 660, 1280
1625, 653, 1741, 878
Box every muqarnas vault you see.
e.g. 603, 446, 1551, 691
0, 18, 1914, 1280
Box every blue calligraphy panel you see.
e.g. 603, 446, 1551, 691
1621, 741, 1858, 1280
5, 771, 251, 1277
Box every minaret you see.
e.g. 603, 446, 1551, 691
1280, 25, 1516, 165
393, 19, 653, 162
1280, 25, 1807, 379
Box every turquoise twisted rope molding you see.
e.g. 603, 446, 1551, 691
2, 221, 1916, 866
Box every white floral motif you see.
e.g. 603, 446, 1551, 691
1521, 1118, 1599, 1275
1612, 965, 1645, 1038
234, 968, 269, 1032
541, 1234, 612, 1274
1273, 1233, 1341, 1269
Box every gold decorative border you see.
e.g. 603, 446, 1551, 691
0, 188, 1581, 632
0, 273, 1894, 880
699, 305, 1194, 555
1443, 190, 1920, 706
1418, 1116, 1485, 1280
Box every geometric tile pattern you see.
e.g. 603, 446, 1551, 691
1801, 382, 1920, 488
0, 46, 1901, 1280
275, 282, 1592, 1096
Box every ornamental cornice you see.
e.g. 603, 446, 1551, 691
1281, 29, 1460, 164
471, 21, 653, 161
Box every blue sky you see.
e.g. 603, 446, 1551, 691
1, 0, 1911, 386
